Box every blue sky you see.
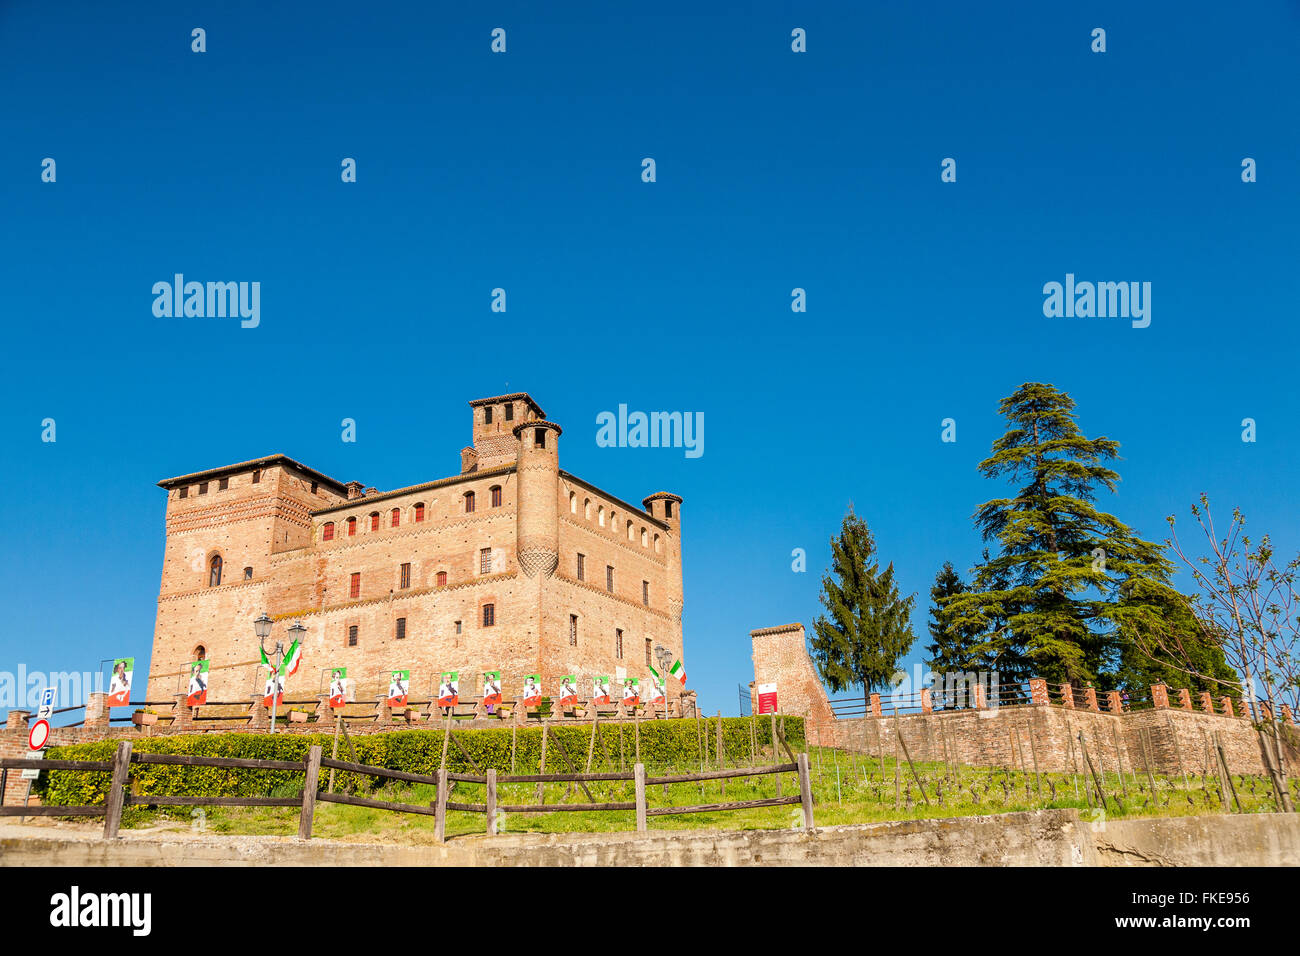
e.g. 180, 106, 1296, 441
2, 1, 1298, 718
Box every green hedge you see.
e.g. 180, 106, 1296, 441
36, 716, 804, 810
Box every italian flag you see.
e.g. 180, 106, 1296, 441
648, 663, 661, 681
670, 660, 686, 685
282, 639, 302, 676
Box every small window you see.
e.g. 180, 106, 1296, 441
179, 486, 188, 499
465, 491, 476, 513
391, 508, 401, 527
347, 625, 358, 647
569, 614, 578, 646
569, 492, 577, 514
323, 522, 335, 541
396, 617, 406, 640
483, 604, 495, 627
347, 517, 357, 536
584, 499, 591, 520
455, 620, 463, 635
218, 477, 229, 491
310, 481, 318, 494
437, 571, 448, 587
193, 644, 207, 661
208, 555, 222, 587
576, 553, 585, 582
642, 580, 649, 606
349, 572, 361, 599
480, 548, 492, 574
484, 406, 494, 425
664, 500, 673, 518
414, 503, 425, 522
627, 520, 633, 540
616, 629, 624, 660
641, 527, 648, 547
252, 470, 261, 484
369, 512, 380, 531
400, 562, 411, 589
598, 507, 605, 527
645, 639, 652, 666
535, 428, 546, 448
198, 482, 209, 495
243, 566, 253, 581
654, 533, 660, 553
606, 566, 614, 593
490, 485, 502, 508
504, 403, 514, 421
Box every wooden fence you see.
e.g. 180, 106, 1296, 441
2, 743, 815, 841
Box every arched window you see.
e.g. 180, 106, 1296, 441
610, 511, 617, 531
414, 502, 425, 522
243, 566, 253, 581
347, 516, 357, 536
208, 554, 223, 587
598, 506, 605, 527
436, 571, 448, 587
193, 645, 206, 661
369, 512, 380, 531
569, 492, 577, 514
391, 507, 401, 527
482, 603, 496, 627
641, 527, 648, 546
322, 521, 335, 541
626, 520, 633, 540
465, 491, 476, 513
490, 485, 502, 508
584, 499, 591, 520
653, 533, 661, 553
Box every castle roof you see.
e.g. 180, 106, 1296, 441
157, 454, 352, 494
468, 392, 545, 418
308, 462, 517, 515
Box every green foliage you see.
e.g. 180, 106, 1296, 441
939, 382, 1221, 689
34, 717, 805, 812
811, 508, 917, 700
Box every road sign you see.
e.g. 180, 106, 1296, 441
21, 751, 44, 780
28, 719, 51, 751
36, 686, 56, 720
757, 682, 778, 714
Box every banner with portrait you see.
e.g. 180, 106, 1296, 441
387, 669, 410, 707
328, 667, 348, 708
522, 674, 542, 707
185, 660, 209, 707
438, 671, 459, 707
482, 670, 502, 709
558, 675, 578, 707
107, 658, 134, 708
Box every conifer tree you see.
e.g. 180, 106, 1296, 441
810, 508, 917, 709
939, 383, 1182, 688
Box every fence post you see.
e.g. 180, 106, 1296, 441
634, 762, 647, 833
486, 769, 497, 835
435, 768, 448, 842
102, 740, 133, 840
299, 745, 322, 839
797, 752, 814, 831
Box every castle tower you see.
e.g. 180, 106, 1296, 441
643, 491, 685, 661
465, 393, 545, 472
514, 419, 563, 578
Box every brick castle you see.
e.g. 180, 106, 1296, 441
146, 393, 684, 704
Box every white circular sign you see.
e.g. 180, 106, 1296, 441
28, 718, 50, 751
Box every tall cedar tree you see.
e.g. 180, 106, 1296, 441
811, 508, 917, 708
927, 560, 1000, 675
939, 382, 1222, 689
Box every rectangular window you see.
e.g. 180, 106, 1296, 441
391, 508, 400, 527
323, 523, 335, 542
535, 428, 546, 449
349, 572, 361, 599
252, 470, 261, 484
480, 548, 492, 574
310, 481, 318, 494
483, 604, 496, 627
178, 486, 188, 499
485, 406, 494, 424
370, 513, 380, 531
347, 517, 357, 536
606, 566, 614, 593
400, 562, 411, 589
616, 628, 624, 659
645, 639, 652, 666
347, 625, 358, 647
218, 477, 229, 490
569, 614, 578, 646
465, 492, 476, 513
642, 580, 650, 606
576, 553, 585, 581
491, 486, 502, 507
664, 501, 673, 518
455, 620, 463, 635
415, 503, 425, 522
504, 404, 514, 421
198, 482, 208, 495
396, 617, 406, 640
436, 571, 447, 587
